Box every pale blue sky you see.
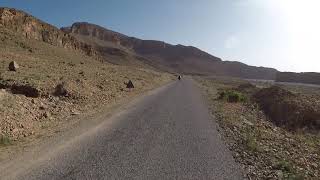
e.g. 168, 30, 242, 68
1, 0, 319, 72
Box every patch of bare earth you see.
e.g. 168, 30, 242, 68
0, 27, 173, 159
195, 76, 320, 180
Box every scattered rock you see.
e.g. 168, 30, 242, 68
0, 89, 6, 100
19, 123, 24, 128
97, 85, 103, 90
10, 84, 40, 97
71, 111, 80, 115
125, 80, 134, 89
42, 112, 50, 118
67, 62, 75, 66
275, 170, 284, 179
243, 119, 254, 127
198, 79, 320, 179
53, 82, 68, 96
8, 61, 19, 71
311, 163, 318, 168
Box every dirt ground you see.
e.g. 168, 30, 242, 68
195, 76, 320, 180
0, 26, 173, 160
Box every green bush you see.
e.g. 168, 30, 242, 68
218, 90, 247, 103
0, 134, 11, 146
275, 160, 304, 180
276, 160, 293, 173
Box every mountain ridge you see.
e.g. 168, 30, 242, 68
62, 22, 278, 79
0, 8, 97, 57
0, 7, 278, 79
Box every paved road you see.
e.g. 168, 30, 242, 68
10, 78, 244, 179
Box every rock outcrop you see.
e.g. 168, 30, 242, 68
8, 61, 19, 71
0, 8, 96, 56
53, 82, 68, 97
125, 80, 134, 89
0, 80, 40, 97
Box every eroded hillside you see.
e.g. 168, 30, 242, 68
0, 10, 172, 156
0, 8, 97, 57
62, 22, 278, 79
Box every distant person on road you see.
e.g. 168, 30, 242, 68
178, 75, 181, 80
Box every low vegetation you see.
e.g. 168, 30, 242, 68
218, 90, 247, 103
0, 134, 11, 146
196, 76, 320, 179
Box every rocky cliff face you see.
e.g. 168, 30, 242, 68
0, 8, 96, 56
61, 22, 138, 49
0, 7, 278, 79
62, 22, 221, 62
276, 72, 320, 85
63, 22, 278, 79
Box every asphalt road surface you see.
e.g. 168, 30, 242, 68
8, 78, 244, 180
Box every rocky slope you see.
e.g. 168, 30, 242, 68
62, 22, 278, 79
0, 7, 97, 57
0, 7, 172, 158
197, 77, 320, 179
253, 86, 320, 131
276, 72, 320, 85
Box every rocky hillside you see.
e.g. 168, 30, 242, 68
0, 7, 278, 79
62, 22, 278, 79
0, 8, 97, 57
0, 8, 172, 155
197, 77, 320, 179
276, 72, 320, 85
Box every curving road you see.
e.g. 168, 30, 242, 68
6, 78, 244, 180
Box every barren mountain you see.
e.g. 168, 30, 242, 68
62, 22, 278, 79
0, 8, 157, 69
0, 8, 97, 57
276, 72, 320, 85
0, 7, 278, 79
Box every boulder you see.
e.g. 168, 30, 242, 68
9, 61, 19, 71
54, 82, 68, 96
126, 80, 134, 89
10, 84, 40, 97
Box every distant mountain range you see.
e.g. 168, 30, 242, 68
276, 72, 320, 85
2, 7, 319, 83
61, 22, 278, 79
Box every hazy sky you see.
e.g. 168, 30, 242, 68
1, 0, 319, 72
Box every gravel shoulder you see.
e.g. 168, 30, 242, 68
195, 76, 320, 179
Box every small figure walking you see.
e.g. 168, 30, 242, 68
178, 75, 181, 80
